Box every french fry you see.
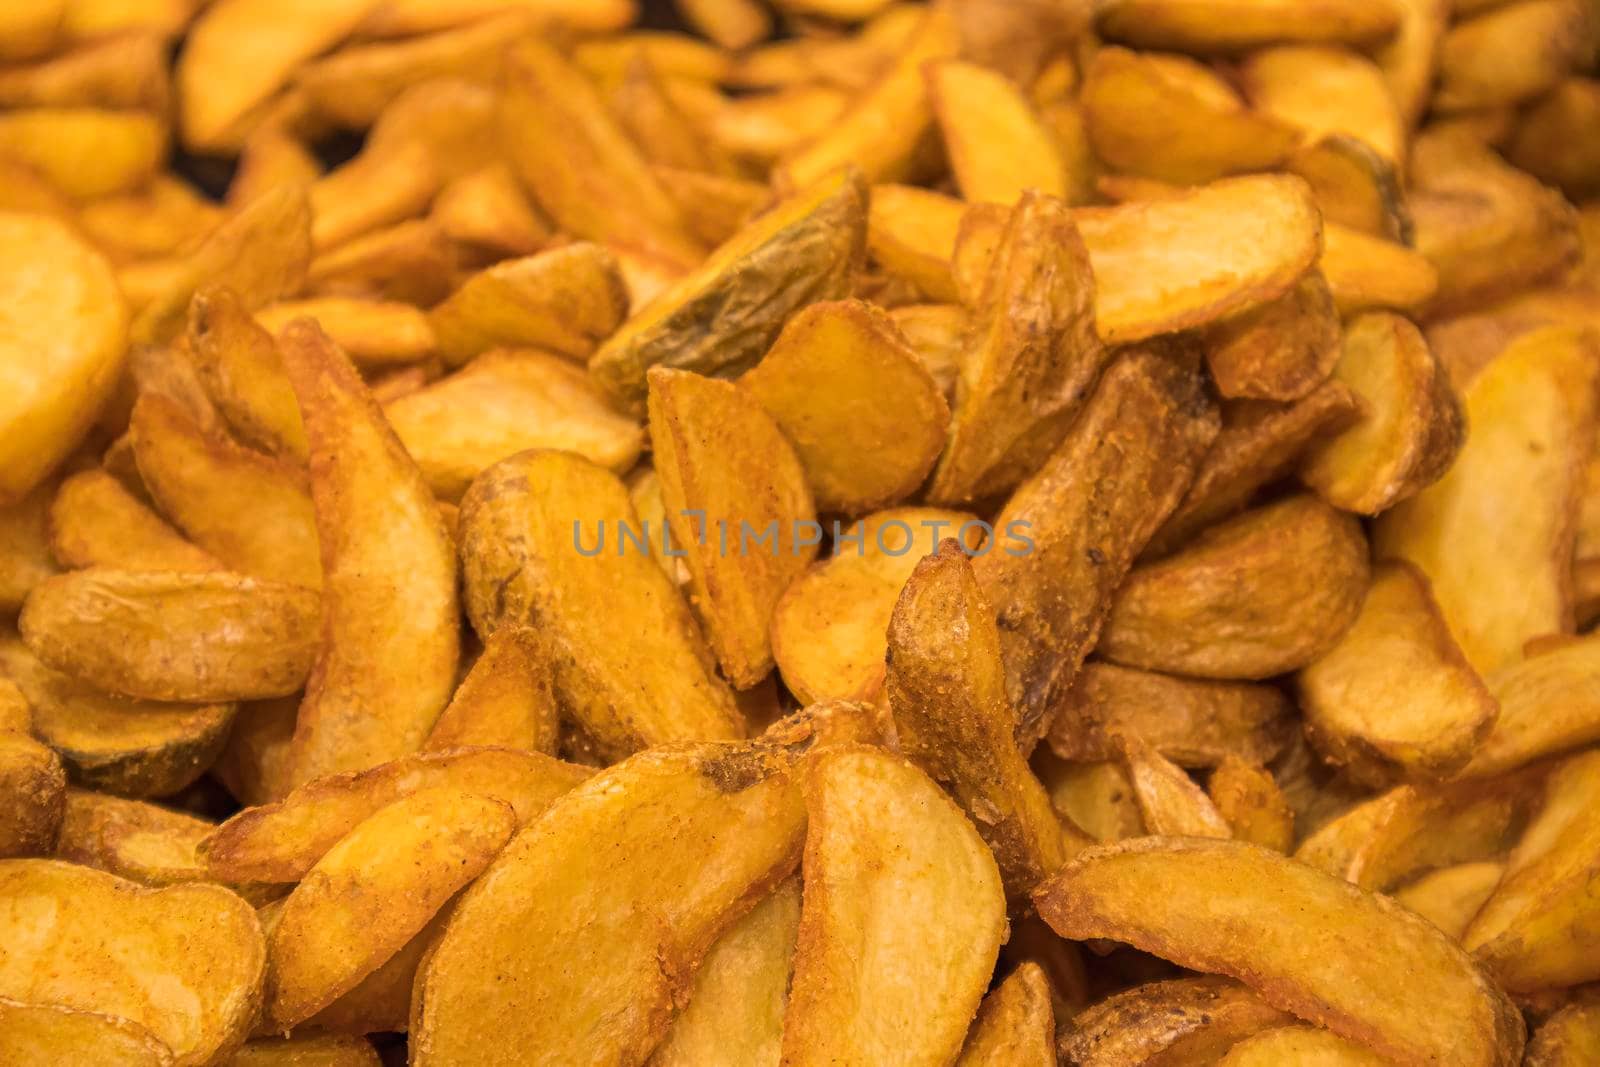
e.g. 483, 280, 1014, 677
953, 962, 1054, 1067
1117, 733, 1233, 838
1059, 976, 1293, 1067
1219, 1026, 1390, 1066
1286, 134, 1411, 242
1374, 325, 1598, 676
423, 626, 559, 755
49, 468, 218, 573
1241, 46, 1404, 166
1093, 0, 1401, 52
0, 997, 175, 1067
1458, 634, 1600, 779
0, 860, 265, 1067
927, 59, 1065, 204
591, 167, 865, 415
780, 746, 1006, 1066
276, 321, 460, 784
458, 450, 742, 757
1100, 495, 1370, 680
975, 343, 1219, 741
413, 741, 806, 1065
1209, 755, 1296, 852
1393, 861, 1506, 942
1202, 272, 1341, 402
1035, 837, 1526, 1067
0, 678, 65, 858
1435, 0, 1593, 113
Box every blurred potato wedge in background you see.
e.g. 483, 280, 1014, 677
0, 678, 65, 858
1094, 0, 1402, 53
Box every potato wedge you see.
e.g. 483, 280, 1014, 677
225, 1035, 378, 1066
1374, 325, 1598, 676
1286, 134, 1411, 242
1509, 77, 1600, 201
1034, 838, 1525, 1067
1394, 861, 1506, 942
954, 962, 1054, 1067
307, 218, 461, 306
1241, 46, 1404, 166
0, 212, 127, 505
1319, 222, 1440, 315
649, 367, 818, 689
780, 746, 1006, 1066
590, 167, 865, 415
1101, 495, 1369, 679
647, 879, 800, 1067
212, 696, 297, 808
255, 298, 436, 367
887, 542, 1086, 898
276, 321, 459, 784
1220, 1026, 1389, 1066
0, 475, 59, 614
1525, 993, 1600, 1066
865, 183, 962, 302
0, 108, 164, 200
1458, 634, 1600, 779
1094, 0, 1401, 52
459, 450, 742, 758
1035, 754, 1144, 843
1379, 0, 1449, 129
0, 860, 265, 1067
926, 191, 1106, 505
0, 633, 232, 799
424, 626, 559, 756
1209, 755, 1296, 852
927, 59, 1065, 204
413, 741, 806, 1066
1118, 734, 1233, 838
187, 287, 308, 462
1075, 174, 1322, 344
1059, 976, 1293, 1067
1435, 0, 1593, 112
1202, 271, 1340, 402
975, 343, 1219, 741
20, 569, 319, 703
0, 678, 65, 858
49, 468, 218, 573
0, 997, 174, 1067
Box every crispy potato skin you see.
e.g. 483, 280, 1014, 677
1061, 976, 1293, 1067
0, 681, 64, 858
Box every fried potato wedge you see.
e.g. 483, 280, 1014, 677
865, 183, 963, 302
430, 164, 549, 260
54, 789, 227, 888
0, 108, 164, 200
1035, 754, 1144, 843
1049, 661, 1293, 768
267, 788, 514, 1028
459, 450, 741, 758
926, 191, 1105, 505
255, 299, 436, 367
1076, 175, 1322, 344
277, 321, 459, 784
424, 626, 559, 756
649, 367, 818, 689
1318, 222, 1440, 315
1083, 47, 1300, 185
0, 476, 59, 613
770, 508, 976, 704
225, 1035, 378, 1066
413, 741, 806, 1066
780, 746, 1006, 1066
1509, 77, 1600, 201
742, 299, 948, 514
1374, 325, 1598, 676
0, 633, 232, 799
927, 59, 1065, 204
1220, 1026, 1389, 1066
188, 287, 308, 462
953, 962, 1054, 1067
647, 878, 800, 1067
1241, 46, 1404, 165
1034, 838, 1525, 1067
1094, 0, 1401, 52
387, 348, 643, 502
0, 678, 65, 858
49, 468, 219, 573
976, 343, 1219, 741
1525, 993, 1600, 1066
1302, 312, 1463, 516
0, 860, 264, 1067
308, 218, 460, 306
201, 746, 587, 884
0, 997, 174, 1067
1300, 561, 1498, 785
1118, 734, 1233, 838
1209, 755, 1296, 851
887, 542, 1086, 898
1202, 271, 1340, 402
1459, 634, 1600, 779
1286, 134, 1411, 243
1394, 861, 1505, 942
20, 569, 319, 703
1435, 0, 1593, 112
0, 212, 126, 505
1059, 976, 1293, 1067
1101, 495, 1369, 680
591, 168, 866, 415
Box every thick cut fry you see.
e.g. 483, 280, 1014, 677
591, 168, 866, 416
975, 344, 1219, 741
0, 861, 264, 1067
277, 321, 459, 784
0, 997, 174, 1067
1394, 862, 1505, 941
1241, 46, 1404, 165
187, 287, 307, 462
647, 879, 800, 1067
1083, 47, 1301, 184
927, 191, 1105, 505
953, 962, 1054, 1067
741, 300, 948, 514
770, 508, 977, 705
202, 747, 586, 884
1220, 1026, 1389, 1066
0, 679, 65, 858
1094, 0, 1402, 52
423, 627, 559, 755
0, 213, 126, 505
1103, 495, 1368, 679
1075, 175, 1322, 344
1287, 135, 1411, 242
1299, 561, 1497, 785
1435, 0, 1593, 112
1209, 755, 1296, 851
413, 741, 806, 1066
780, 746, 1006, 1067
130, 393, 319, 589
1059, 977, 1293, 1067
649, 368, 818, 689
1035, 838, 1525, 1067
1203, 271, 1341, 402
1459, 635, 1600, 778
927, 59, 1064, 204
267, 788, 514, 1028
1302, 312, 1464, 516
1118, 734, 1233, 838
865, 184, 962, 302
887, 543, 1085, 899
387, 349, 643, 502
429, 244, 627, 366
1374, 326, 1598, 676
49, 468, 219, 573
0, 633, 233, 799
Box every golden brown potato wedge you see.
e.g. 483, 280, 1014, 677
1374, 325, 1598, 676
1202, 271, 1341, 402
1394, 861, 1506, 942
0, 475, 59, 614
255, 298, 436, 367
308, 218, 460, 307
1379, 0, 1449, 130
1458, 634, 1600, 779
0, 678, 65, 858
1509, 78, 1600, 201
590, 167, 866, 415
1299, 561, 1498, 785
1318, 222, 1440, 315
0, 108, 163, 200
48, 468, 219, 573
413, 741, 806, 1066
276, 321, 459, 784
225, 1035, 378, 1066
1241, 46, 1403, 165
429, 164, 549, 260
780, 745, 1006, 1066
865, 183, 962, 303
1034, 754, 1144, 843
1117, 734, 1233, 838
78, 179, 220, 264
423, 626, 559, 756
953, 962, 1054, 1067
458, 449, 742, 759
20, 569, 319, 703
212, 696, 297, 808
1094, 0, 1401, 52
1219, 1026, 1390, 1066
1034, 837, 1525, 1067
649, 367, 818, 689
976, 343, 1219, 741
741, 299, 949, 514
1525, 992, 1600, 1066
386, 348, 643, 502
1059, 976, 1293, 1067
0, 860, 265, 1067
187, 287, 308, 462
1101, 494, 1369, 679
1435, 0, 1593, 112
1285, 134, 1411, 243
0, 997, 174, 1067
927, 59, 1065, 204
1208, 755, 1296, 852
